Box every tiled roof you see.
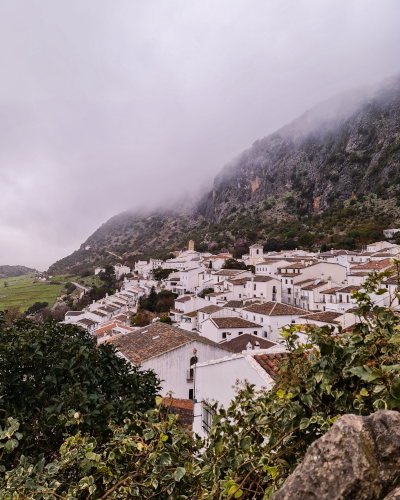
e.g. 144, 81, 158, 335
301, 281, 327, 291
350, 258, 393, 270
109, 322, 232, 365
224, 300, 245, 308
243, 302, 304, 316
182, 310, 199, 318
319, 250, 358, 256
300, 311, 343, 323
294, 279, 315, 286
228, 276, 275, 285
222, 334, 276, 353
198, 305, 223, 314
253, 352, 287, 379
91, 310, 108, 317
347, 272, 370, 276
254, 276, 275, 282
337, 285, 361, 293
99, 305, 119, 312
162, 398, 193, 429
207, 292, 225, 297
228, 278, 249, 285
77, 318, 98, 326
321, 287, 342, 294
175, 296, 192, 302
212, 317, 262, 329
66, 311, 83, 316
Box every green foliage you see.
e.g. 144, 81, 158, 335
154, 267, 178, 281
159, 316, 172, 325
0, 314, 160, 465
140, 286, 175, 313
297, 232, 316, 247
25, 301, 49, 315
64, 282, 76, 295
222, 259, 248, 270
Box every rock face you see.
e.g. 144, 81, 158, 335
0, 265, 37, 278
273, 411, 400, 500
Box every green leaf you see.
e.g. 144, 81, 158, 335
240, 436, 251, 451
159, 452, 171, 465
390, 376, 400, 400
348, 366, 370, 381
155, 396, 163, 406
263, 486, 275, 499
174, 467, 186, 482
382, 364, 400, 372
300, 394, 313, 408
300, 418, 310, 430
215, 437, 224, 456
360, 388, 369, 397
144, 430, 155, 440
276, 389, 284, 399
235, 490, 243, 498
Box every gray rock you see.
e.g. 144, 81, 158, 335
384, 488, 400, 500
272, 411, 400, 500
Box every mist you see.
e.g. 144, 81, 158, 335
1, 0, 400, 270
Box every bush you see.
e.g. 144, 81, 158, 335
159, 316, 172, 324
24, 301, 48, 315
0, 314, 160, 465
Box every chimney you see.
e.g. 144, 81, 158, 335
328, 276, 332, 289
301, 260, 304, 265
330, 249, 334, 254
246, 341, 253, 350
92, 300, 95, 304
106, 293, 108, 298
321, 273, 324, 281
254, 341, 260, 350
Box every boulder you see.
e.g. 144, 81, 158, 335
273, 411, 400, 500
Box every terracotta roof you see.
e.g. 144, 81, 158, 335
295, 279, 316, 286
301, 281, 327, 291
278, 263, 309, 270
228, 276, 275, 285
207, 292, 225, 297
243, 302, 304, 316
254, 276, 276, 282
77, 318, 98, 326
182, 310, 199, 318
253, 352, 287, 379
91, 310, 108, 317
109, 322, 232, 365
347, 272, 370, 276
175, 296, 192, 302
222, 334, 276, 353
212, 317, 262, 329
300, 311, 343, 323
66, 311, 84, 316
228, 278, 249, 285
99, 305, 119, 312
224, 300, 245, 308
321, 287, 342, 294
337, 285, 361, 293
162, 398, 193, 429
350, 258, 393, 270
162, 398, 193, 410
319, 250, 358, 256
198, 305, 223, 314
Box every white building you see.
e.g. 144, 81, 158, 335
114, 264, 131, 279
199, 316, 263, 343
192, 346, 286, 437
109, 322, 233, 400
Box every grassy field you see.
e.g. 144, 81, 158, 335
0, 274, 66, 313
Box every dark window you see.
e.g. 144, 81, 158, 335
222, 332, 227, 339
253, 331, 258, 336
190, 356, 198, 366
189, 389, 193, 400
254, 284, 256, 291
238, 331, 243, 335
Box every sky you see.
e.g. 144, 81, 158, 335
1, 0, 400, 270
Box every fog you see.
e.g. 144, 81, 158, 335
1, 0, 399, 270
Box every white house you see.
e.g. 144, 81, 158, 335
321, 285, 361, 313
114, 264, 131, 279
199, 316, 263, 343
109, 322, 233, 401
192, 346, 286, 437
241, 301, 304, 342
226, 276, 281, 302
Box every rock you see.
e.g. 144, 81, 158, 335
384, 488, 400, 500
272, 411, 400, 500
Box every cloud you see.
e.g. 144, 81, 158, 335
0, 0, 399, 269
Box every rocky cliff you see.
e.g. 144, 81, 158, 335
48, 76, 400, 274
0, 265, 37, 279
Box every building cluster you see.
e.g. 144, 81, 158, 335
64, 239, 400, 436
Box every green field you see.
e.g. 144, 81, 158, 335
0, 274, 66, 312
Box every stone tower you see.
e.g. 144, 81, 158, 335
188, 239, 195, 251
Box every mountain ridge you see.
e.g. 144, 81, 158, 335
48, 76, 400, 274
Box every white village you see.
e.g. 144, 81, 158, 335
63, 238, 400, 434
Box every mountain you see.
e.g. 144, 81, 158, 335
0, 265, 38, 279
48, 76, 400, 274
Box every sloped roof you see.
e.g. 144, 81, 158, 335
175, 296, 192, 302
109, 322, 232, 365
350, 258, 393, 270
212, 317, 262, 329
253, 352, 287, 379
301, 281, 327, 291
243, 302, 304, 316
222, 334, 276, 353
198, 305, 223, 314
213, 270, 245, 276
300, 311, 343, 323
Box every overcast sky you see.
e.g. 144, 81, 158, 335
1, 0, 400, 270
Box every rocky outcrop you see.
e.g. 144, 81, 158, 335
0, 265, 37, 278
273, 411, 400, 500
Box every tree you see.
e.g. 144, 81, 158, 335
221, 258, 247, 270
159, 316, 172, 324
3, 281, 8, 288
0, 313, 160, 465
25, 301, 48, 315
98, 265, 116, 289
297, 232, 316, 247
154, 267, 178, 281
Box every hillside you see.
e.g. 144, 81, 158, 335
48, 76, 400, 274
0, 265, 38, 279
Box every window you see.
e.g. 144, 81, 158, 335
202, 402, 215, 434
339, 294, 343, 303
260, 317, 263, 322
190, 356, 198, 366
291, 319, 295, 323
246, 314, 248, 319
272, 286, 276, 293
253, 315, 256, 321
203, 314, 204, 319
222, 332, 227, 339
288, 297, 291, 303
189, 389, 193, 400
253, 331, 258, 335
239, 294, 241, 298
287, 289, 291, 294
239, 331, 243, 335
285, 279, 287, 284
291, 280, 293, 284
263, 332, 268, 338
254, 284, 256, 291
347, 295, 350, 303
256, 249, 259, 254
